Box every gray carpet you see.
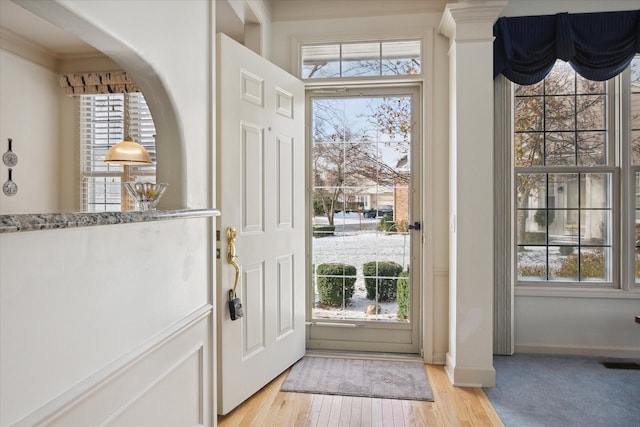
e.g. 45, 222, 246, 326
484, 353, 640, 427
281, 356, 434, 401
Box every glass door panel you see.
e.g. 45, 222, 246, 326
308, 86, 421, 353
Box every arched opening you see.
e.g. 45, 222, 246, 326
12, 0, 186, 209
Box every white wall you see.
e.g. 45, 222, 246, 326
271, 12, 452, 363
0, 50, 61, 214
0, 0, 217, 424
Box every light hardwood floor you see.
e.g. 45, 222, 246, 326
217, 363, 504, 427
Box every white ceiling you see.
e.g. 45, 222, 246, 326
0, 0, 98, 56
0, 0, 451, 58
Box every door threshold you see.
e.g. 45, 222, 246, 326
305, 349, 423, 362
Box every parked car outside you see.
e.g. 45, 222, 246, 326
363, 205, 393, 218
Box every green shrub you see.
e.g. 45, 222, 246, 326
518, 264, 546, 279
376, 215, 395, 232
557, 251, 605, 280
363, 261, 403, 301
397, 271, 410, 319
534, 209, 554, 228
559, 246, 574, 256
316, 263, 356, 306
313, 225, 335, 238
523, 232, 546, 244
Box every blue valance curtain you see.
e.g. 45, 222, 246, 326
493, 10, 640, 85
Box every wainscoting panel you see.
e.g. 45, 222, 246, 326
14, 308, 213, 427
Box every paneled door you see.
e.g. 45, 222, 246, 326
216, 33, 305, 415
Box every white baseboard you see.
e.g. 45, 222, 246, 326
431, 351, 447, 365
445, 353, 496, 388
514, 343, 640, 359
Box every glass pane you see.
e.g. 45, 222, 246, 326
576, 95, 606, 130
517, 211, 547, 245
552, 173, 580, 208
517, 246, 547, 280
582, 173, 611, 209
580, 210, 610, 246
577, 131, 606, 165
344, 142, 376, 182
515, 80, 543, 96
397, 271, 411, 321
85, 176, 121, 212
577, 74, 606, 94
632, 130, 640, 165
312, 98, 346, 142
579, 248, 609, 281
550, 246, 578, 280
381, 41, 421, 75
515, 133, 544, 166
545, 132, 575, 165
544, 61, 575, 95
636, 171, 640, 283
368, 96, 412, 142
632, 92, 640, 130
514, 97, 543, 131
313, 262, 358, 315
545, 96, 575, 131
313, 143, 345, 188
516, 173, 546, 209
342, 43, 380, 77
302, 44, 341, 79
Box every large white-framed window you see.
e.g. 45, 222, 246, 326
513, 57, 640, 288
79, 92, 156, 212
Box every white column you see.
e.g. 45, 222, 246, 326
439, 1, 506, 387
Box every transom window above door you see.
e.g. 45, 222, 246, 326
301, 40, 422, 79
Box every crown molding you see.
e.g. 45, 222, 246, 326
270, 0, 449, 22
439, 1, 507, 41
0, 26, 58, 71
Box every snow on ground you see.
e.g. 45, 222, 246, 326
312, 213, 411, 321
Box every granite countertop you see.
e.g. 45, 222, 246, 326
0, 209, 221, 233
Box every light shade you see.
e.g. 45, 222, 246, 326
104, 138, 152, 165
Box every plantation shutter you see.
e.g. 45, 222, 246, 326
79, 93, 156, 212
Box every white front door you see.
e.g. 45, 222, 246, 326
216, 34, 305, 415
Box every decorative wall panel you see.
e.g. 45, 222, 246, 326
276, 254, 295, 338
275, 87, 294, 118
243, 262, 265, 359
241, 122, 264, 234
241, 70, 264, 107
276, 135, 294, 229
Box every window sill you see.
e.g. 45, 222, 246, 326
0, 209, 221, 234
515, 286, 640, 299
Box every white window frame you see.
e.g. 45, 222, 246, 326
300, 39, 423, 82
504, 57, 640, 293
